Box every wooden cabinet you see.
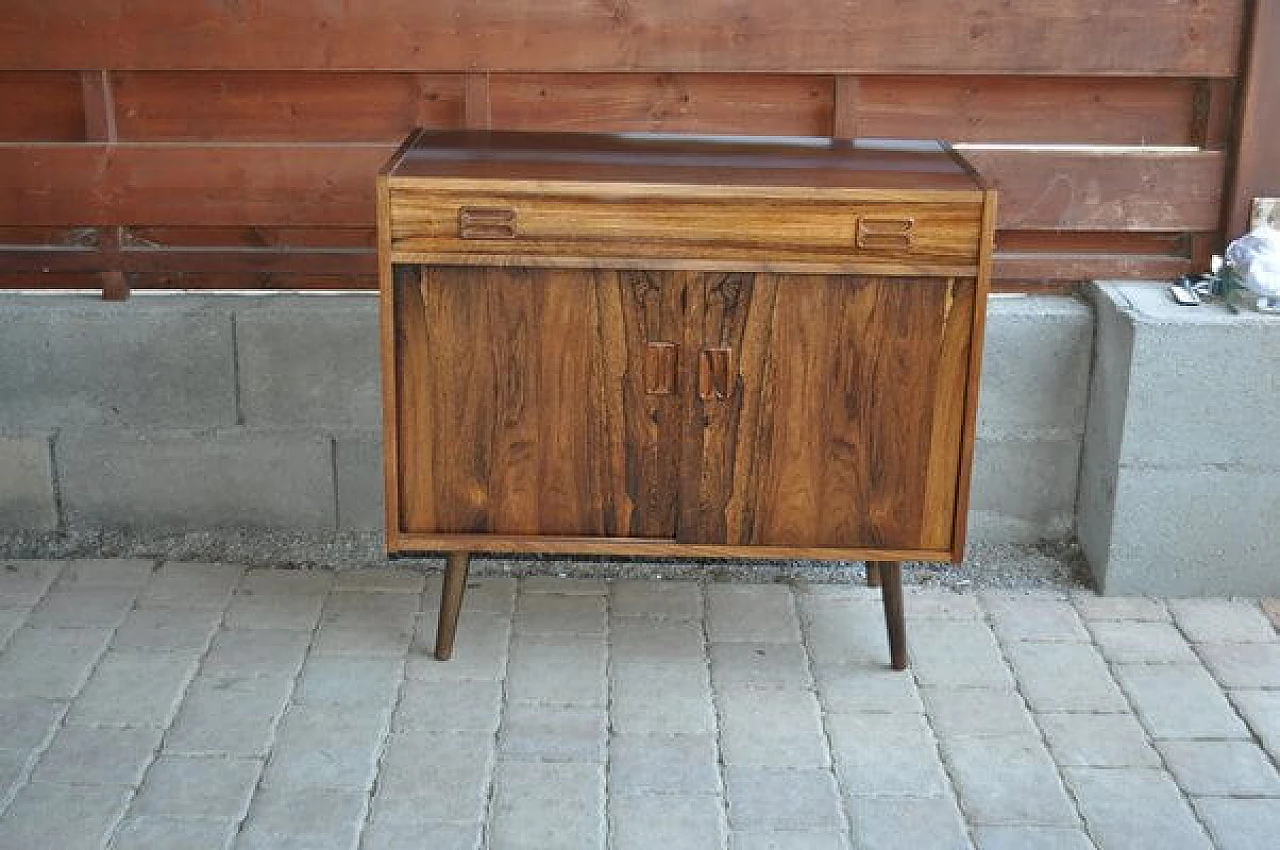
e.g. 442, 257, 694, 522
379, 130, 996, 668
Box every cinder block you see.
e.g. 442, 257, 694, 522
968, 436, 1080, 543
334, 435, 384, 530
58, 429, 335, 529
0, 295, 236, 429
977, 296, 1094, 440
0, 434, 57, 529
235, 296, 380, 430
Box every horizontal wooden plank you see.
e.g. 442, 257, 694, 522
489, 74, 833, 135
0, 1, 1243, 75
0, 72, 85, 141
853, 76, 1199, 145
124, 226, 377, 249
964, 149, 1226, 231
113, 72, 465, 141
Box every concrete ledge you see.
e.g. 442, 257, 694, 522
58, 429, 336, 530
969, 436, 1080, 543
334, 436, 385, 531
1079, 282, 1280, 596
0, 434, 57, 530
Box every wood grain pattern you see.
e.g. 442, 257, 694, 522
1224, 0, 1280, 237
0, 72, 84, 141
0, 1, 1242, 75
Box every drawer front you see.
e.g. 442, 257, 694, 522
388, 187, 982, 267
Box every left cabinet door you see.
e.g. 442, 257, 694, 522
393, 264, 685, 539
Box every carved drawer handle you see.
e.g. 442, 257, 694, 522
644, 342, 679, 396
856, 217, 915, 251
698, 347, 733, 401
459, 206, 517, 239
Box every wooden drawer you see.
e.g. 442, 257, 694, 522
387, 186, 983, 269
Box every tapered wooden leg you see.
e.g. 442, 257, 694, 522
874, 560, 908, 671
865, 561, 881, 587
435, 551, 471, 661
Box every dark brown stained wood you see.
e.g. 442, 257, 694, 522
112, 72, 465, 141
1190, 78, 1237, 151
122, 226, 377, 250
1224, 0, 1280, 238
962, 149, 1226, 231
79, 71, 116, 141
678, 274, 972, 551
490, 74, 833, 135
854, 76, 1200, 145
0, 1, 1243, 75
992, 230, 1196, 282
395, 264, 684, 538
0, 72, 85, 141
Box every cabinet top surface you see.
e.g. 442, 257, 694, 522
385, 130, 985, 194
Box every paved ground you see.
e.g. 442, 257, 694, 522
0, 560, 1277, 850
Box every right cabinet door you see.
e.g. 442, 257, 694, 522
677, 272, 975, 552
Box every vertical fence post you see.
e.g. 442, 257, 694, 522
1224, 0, 1280, 239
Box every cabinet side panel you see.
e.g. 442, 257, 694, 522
921, 279, 975, 549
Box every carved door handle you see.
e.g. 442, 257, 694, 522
856, 216, 915, 251
458, 206, 517, 239
698, 347, 733, 401
644, 342, 679, 396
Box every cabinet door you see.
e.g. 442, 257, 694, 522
678, 273, 974, 551
394, 265, 684, 538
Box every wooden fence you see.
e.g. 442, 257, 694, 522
1, 1, 1275, 294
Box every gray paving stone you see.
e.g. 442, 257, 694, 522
0, 608, 27, 648
331, 567, 424, 594
1004, 643, 1129, 713
921, 687, 1038, 738
1088, 621, 1199, 664
609, 732, 721, 796
499, 703, 607, 762
520, 576, 609, 595
293, 655, 403, 707
224, 592, 325, 631
311, 625, 413, 657
846, 795, 970, 850
973, 827, 1095, 850
394, 678, 503, 733
730, 832, 852, 850
910, 622, 1013, 688
406, 612, 511, 681
507, 636, 607, 706
139, 562, 244, 610
56, 559, 155, 589
902, 589, 985, 620
242, 785, 368, 841
513, 591, 607, 635
611, 662, 714, 733
1230, 690, 1280, 753
240, 569, 335, 596
719, 687, 829, 768
0, 626, 111, 697
235, 826, 360, 850
373, 732, 493, 822
1071, 594, 1168, 622
320, 591, 418, 631
164, 675, 295, 757
1197, 642, 1280, 688
33, 725, 162, 785
981, 593, 1089, 643
724, 767, 845, 831
711, 642, 813, 690
800, 598, 888, 669
0, 560, 63, 607
1114, 664, 1249, 739
815, 667, 924, 715
828, 712, 949, 797
108, 816, 237, 850
489, 760, 605, 850
27, 587, 138, 628
611, 622, 707, 664
0, 695, 68, 749
0, 746, 31, 799
612, 580, 704, 622
1037, 712, 1160, 768
942, 736, 1078, 826
1169, 599, 1276, 643
1194, 797, 1280, 850
112, 606, 224, 653
67, 650, 198, 727
133, 754, 262, 818
359, 820, 482, 850
709, 585, 801, 643
1065, 767, 1212, 850
202, 629, 312, 678
423, 575, 518, 616
611, 794, 728, 850
264, 704, 389, 790
1157, 739, 1280, 796
0, 781, 132, 850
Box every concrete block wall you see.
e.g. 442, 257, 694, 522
1079, 283, 1280, 596
0, 292, 1093, 546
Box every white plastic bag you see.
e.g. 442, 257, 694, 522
1224, 223, 1280, 299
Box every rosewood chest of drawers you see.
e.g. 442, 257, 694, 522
377, 130, 996, 669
